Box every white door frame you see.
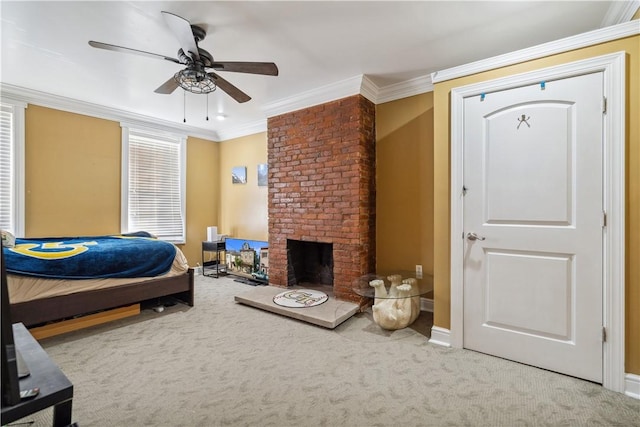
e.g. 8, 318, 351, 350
449, 52, 626, 392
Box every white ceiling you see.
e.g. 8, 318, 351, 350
0, 1, 635, 141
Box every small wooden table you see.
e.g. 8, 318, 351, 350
1, 323, 74, 427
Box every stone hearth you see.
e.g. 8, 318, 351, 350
234, 285, 359, 329
267, 95, 376, 305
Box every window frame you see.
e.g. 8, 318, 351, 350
0, 99, 26, 237
121, 124, 187, 244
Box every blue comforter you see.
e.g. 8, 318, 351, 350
4, 233, 176, 279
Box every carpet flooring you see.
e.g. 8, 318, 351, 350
12, 275, 640, 426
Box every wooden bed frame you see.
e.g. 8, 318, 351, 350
10, 268, 195, 328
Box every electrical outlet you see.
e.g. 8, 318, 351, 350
416, 264, 423, 279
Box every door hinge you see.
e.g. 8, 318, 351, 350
602, 326, 607, 342
462, 185, 467, 196
603, 96, 607, 114
602, 211, 607, 228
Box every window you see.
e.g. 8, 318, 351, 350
0, 101, 26, 236
121, 126, 186, 244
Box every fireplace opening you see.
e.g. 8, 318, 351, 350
287, 240, 333, 288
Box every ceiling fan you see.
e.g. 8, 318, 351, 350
89, 11, 278, 103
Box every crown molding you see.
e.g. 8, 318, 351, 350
216, 119, 267, 141
375, 74, 434, 104
601, 1, 640, 28
261, 72, 434, 120
360, 75, 380, 104
262, 75, 365, 118
431, 20, 640, 84
1, 74, 435, 143
0, 83, 220, 141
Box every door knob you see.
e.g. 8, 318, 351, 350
467, 232, 486, 241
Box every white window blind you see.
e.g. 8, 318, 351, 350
0, 105, 14, 232
122, 127, 186, 243
0, 101, 25, 236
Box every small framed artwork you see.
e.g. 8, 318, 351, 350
232, 166, 247, 184
257, 163, 268, 187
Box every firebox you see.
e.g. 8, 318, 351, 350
287, 240, 333, 287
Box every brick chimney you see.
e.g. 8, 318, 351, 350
267, 94, 375, 304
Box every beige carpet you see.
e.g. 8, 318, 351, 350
14, 275, 640, 426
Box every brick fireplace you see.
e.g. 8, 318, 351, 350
267, 94, 375, 305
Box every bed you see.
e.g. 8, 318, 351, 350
3, 232, 195, 328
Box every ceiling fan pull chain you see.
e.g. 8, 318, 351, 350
206, 93, 209, 121
183, 91, 187, 123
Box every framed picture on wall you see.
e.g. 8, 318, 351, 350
232, 166, 247, 184
257, 163, 268, 186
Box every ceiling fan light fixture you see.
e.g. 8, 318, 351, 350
90, 11, 275, 102
174, 68, 217, 94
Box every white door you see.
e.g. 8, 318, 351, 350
463, 72, 604, 383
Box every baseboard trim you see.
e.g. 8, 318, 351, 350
420, 297, 433, 312
428, 326, 451, 347
625, 373, 640, 399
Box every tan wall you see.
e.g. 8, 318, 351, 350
218, 132, 268, 241
23, 105, 219, 267
183, 136, 220, 266
376, 93, 434, 279
433, 35, 640, 374
25, 105, 122, 236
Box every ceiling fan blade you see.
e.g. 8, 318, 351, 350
208, 72, 251, 103
209, 62, 279, 76
88, 41, 181, 64
162, 11, 200, 61
154, 77, 180, 94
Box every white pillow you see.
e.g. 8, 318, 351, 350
1, 230, 15, 248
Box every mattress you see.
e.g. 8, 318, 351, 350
8, 246, 189, 304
